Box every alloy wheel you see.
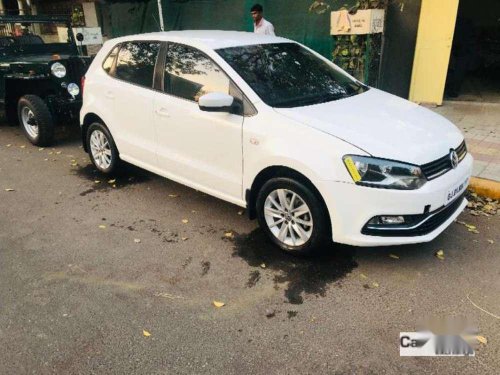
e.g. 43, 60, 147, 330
90, 129, 112, 170
263, 189, 314, 247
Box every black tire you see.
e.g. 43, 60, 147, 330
86, 122, 120, 174
17, 95, 54, 146
256, 177, 331, 256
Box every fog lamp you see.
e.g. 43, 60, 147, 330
67, 83, 80, 97
369, 216, 405, 225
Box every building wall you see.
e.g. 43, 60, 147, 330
409, 0, 460, 105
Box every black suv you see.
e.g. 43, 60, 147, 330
0, 15, 91, 146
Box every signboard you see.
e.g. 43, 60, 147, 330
72, 27, 103, 45
331, 9, 385, 35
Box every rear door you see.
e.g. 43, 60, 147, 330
108, 41, 161, 168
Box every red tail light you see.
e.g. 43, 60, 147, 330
81, 76, 85, 96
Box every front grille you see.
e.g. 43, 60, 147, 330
421, 140, 467, 180
361, 193, 466, 237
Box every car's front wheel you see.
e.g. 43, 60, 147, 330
18, 95, 54, 146
256, 177, 330, 255
86, 122, 120, 174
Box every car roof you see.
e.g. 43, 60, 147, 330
108, 30, 292, 50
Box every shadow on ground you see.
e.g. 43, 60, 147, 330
73, 163, 152, 196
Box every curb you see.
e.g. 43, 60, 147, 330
469, 177, 500, 200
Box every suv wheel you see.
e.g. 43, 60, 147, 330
256, 177, 330, 255
86, 122, 120, 174
18, 95, 54, 146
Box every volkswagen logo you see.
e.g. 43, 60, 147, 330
449, 150, 459, 169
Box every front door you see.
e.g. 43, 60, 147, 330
153, 42, 243, 201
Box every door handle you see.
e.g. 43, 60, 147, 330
155, 108, 170, 117
105, 91, 114, 100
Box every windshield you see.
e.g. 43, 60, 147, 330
0, 21, 76, 56
217, 43, 368, 108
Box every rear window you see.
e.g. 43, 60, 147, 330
114, 42, 160, 88
102, 45, 119, 74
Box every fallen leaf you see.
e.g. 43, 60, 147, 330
55, 151, 61, 155
360, 273, 368, 279
224, 231, 234, 238
20, 145, 26, 149
134, 238, 141, 243
238, 210, 244, 216
487, 239, 494, 244
168, 194, 178, 198
107, 179, 116, 184
143, 330, 151, 337
476, 335, 487, 345
181, 219, 189, 224
260, 263, 266, 269
435, 250, 445, 260
94, 180, 100, 184
213, 301, 225, 308
4, 188, 15, 192
389, 254, 399, 259
38, 148, 44, 151
6, 144, 11, 147
71, 162, 78, 167
181, 237, 188, 241
372, 282, 379, 288
99, 225, 106, 229
465, 224, 476, 230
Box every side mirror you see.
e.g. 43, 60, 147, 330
76, 33, 84, 42
199, 92, 235, 113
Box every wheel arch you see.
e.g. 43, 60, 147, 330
246, 165, 331, 230
81, 113, 107, 152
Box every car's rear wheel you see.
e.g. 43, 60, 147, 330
17, 95, 54, 146
86, 122, 120, 174
256, 177, 330, 255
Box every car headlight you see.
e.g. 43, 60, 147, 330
67, 82, 80, 97
51, 62, 66, 78
343, 155, 427, 190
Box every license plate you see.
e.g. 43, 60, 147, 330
445, 177, 469, 205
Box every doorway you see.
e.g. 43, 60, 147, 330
445, 0, 500, 102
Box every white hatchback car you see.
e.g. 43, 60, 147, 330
80, 31, 473, 254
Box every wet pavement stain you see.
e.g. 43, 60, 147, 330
74, 163, 151, 196
201, 261, 211, 276
233, 229, 358, 304
246, 270, 261, 287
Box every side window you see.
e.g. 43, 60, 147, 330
102, 45, 119, 74
115, 41, 160, 88
164, 43, 230, 102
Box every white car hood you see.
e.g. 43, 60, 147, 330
274, 89, 464, 165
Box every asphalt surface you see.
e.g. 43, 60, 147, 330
0, 124, 499, 374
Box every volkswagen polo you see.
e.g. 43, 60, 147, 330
80, 31, 473, 254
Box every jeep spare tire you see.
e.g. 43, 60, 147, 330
18, 95, 55, 146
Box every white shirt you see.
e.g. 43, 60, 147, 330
254, 18, 275, 35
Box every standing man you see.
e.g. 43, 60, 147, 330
251, 4, 275, 35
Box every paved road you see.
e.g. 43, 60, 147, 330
1, 125, 499, 374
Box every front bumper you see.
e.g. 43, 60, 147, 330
319, 153, 473, 247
